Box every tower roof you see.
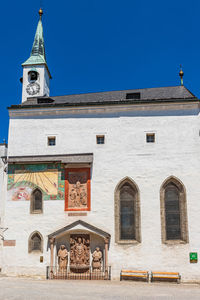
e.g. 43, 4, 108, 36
22, 9, 51, 77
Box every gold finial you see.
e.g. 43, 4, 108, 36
179, 65, 184, 86
39, 8, 43, 20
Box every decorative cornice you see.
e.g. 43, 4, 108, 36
8, 153, 93, 164
8, 101, 199, 118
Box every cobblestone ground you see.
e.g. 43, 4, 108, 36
0, 277, 200, 300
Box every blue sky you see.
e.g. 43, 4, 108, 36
0, 0, 200, 142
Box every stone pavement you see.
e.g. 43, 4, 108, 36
0, 277, 200, 300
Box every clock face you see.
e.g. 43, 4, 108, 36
26, 82, 40, 96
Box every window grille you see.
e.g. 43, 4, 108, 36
146, 133, 155, 143
160, 177, 188, 244
120, 183, 135, 240
48, 137, 56, 146
96, 135, 105, 144
32, 234, 41, 251
31, 189, 43, 213
165, 184, 181, 240
29, 232, 43, 253
115, 178, 141, 244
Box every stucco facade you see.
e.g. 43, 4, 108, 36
2, 99, 200, 281
0, 143, 7, 270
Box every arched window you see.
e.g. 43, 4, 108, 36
28, 231, 43, 253
30, 188, 43, 213
160, 177, 188, 243
115, 177, 141, 243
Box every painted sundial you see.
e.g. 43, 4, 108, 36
13, 169, 58, 195
7, 164, 64, 201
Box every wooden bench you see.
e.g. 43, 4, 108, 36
120, 270, 149, 282
151, 271, 181, 283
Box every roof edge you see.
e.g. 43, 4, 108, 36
7, 97, 199, 110
48, 85, 197, 99
48, 220, 111, 240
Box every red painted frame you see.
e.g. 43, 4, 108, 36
65, 168, 91, 211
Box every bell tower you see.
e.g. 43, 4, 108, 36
21, 8, 51, 103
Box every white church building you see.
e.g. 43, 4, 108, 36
1, 9, 200, 281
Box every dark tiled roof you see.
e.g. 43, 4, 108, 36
9, 86, 198, 109
50, 86, 196, 103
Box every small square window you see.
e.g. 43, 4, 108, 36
48, 137, 56, 146
146, 133, 155, 143
96, 135, 105, 144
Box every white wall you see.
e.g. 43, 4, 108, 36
4, 104, 200, 281
0, 144, 7, 270
0, 144, 7, 220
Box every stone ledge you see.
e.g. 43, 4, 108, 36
8, 153, 93, 164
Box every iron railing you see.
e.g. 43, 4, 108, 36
46, 266, 111, 280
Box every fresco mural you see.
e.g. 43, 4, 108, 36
8, 163, 65, 201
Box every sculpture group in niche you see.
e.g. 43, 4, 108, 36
69, 181, 87, 207
70, 234, 90, 268
58, 245, 68, 270
92, 247, 102, 271
68, 172, 88, 208
57, 237, 103, 273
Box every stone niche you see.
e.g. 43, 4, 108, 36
70, 234, 90, 272
56, 231, 105, 272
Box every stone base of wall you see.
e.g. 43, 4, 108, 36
2, 266, 46, 279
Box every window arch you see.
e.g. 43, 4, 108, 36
28, 231, 43, 253
160, 176, 188, 244
115, 177, 141, 243
30, 188, 43, 213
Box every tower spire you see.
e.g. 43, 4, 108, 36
21, 8, 51, 103
22, 8, 50, 77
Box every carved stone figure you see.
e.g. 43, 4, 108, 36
75, 237, 85, 265
58, 245, 68, 270
92, 247, 102, 271
68, 172, 88, 208
80, 188, 87, 205
70, 234, 90, 268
